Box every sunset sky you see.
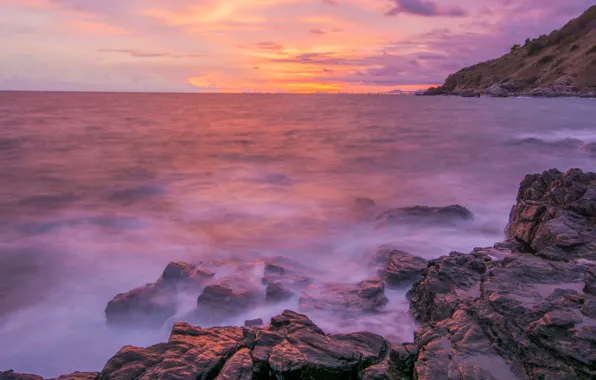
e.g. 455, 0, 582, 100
1, 0, 593, 93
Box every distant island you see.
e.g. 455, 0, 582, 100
424, 5, 596, 98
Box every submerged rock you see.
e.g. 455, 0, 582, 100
299, 280, 388, 315
376, 204, 473, 227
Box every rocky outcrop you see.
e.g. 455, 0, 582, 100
506, 168, 596, 260
424, 5, 596, 97
98, 310, 391, 380
406, 168, 596, 379
375, 204, 473, 227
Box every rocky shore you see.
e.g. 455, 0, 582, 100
423, 6, 596, 98
3, 168, 596, 379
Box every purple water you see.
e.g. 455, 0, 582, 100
0, 91, 595, 377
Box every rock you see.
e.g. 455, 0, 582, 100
484, 83, 513, 97
422, 86, 449, 95
376, 204, 473, 227
299, 280, 388, 315
159, 261, 198, 288
215, 348, 253, 380
105, 284, 178, 327
99, 310, 389, 380
105, 261, 209, 327
244, 318, 264, 327
265, 282, 294, 303
408, 247, 596, 379
195, 276, 262, 321
53, 373, 99, 380
100, 323, 256, 380
506, 168, 596, 260
459, 90, 481, 97
372, 248, 427, 287
585, 265, 596, 295
266, 312, 390, 380
0, 371, 42, 380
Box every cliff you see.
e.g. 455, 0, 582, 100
425, 5, 596, 97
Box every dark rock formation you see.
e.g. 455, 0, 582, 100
423, 5, 596, 98
376, 204, 473, 227
299, 280, 388, 315
371, 248, 427, 287
408, 248, 595, 379
506, 168, 596, 260
105, 261, 206, 327
196, 276, 263, 321
98, 310, 390, 380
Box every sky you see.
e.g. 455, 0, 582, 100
0, 0, 594, 93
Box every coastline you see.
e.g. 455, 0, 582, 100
3, 168, 595, 380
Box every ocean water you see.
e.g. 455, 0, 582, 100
0, 92, 595, 377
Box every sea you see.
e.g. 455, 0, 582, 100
0, 92, 595, 377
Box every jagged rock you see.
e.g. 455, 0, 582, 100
100, 323, 256, 380
244, 318, 264, 327
506, 168, 596, 260
376, 204, 473, 227
105, 261, 207, 327
265, 282, 294, 303
266, 311, 389, 380
99, 310, 389, 380
215, 348, 253, 380
372, 248, 427, 287
0, 371, 42, 380
299, 280, 388, 315
408, 247, 596, 379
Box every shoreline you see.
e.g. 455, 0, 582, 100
2, 168, 595, 380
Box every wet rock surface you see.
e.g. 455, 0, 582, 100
406, 169, 596, 379
506, 168, 596, 260
371, 248, 428, 287
98, 310, 390, 380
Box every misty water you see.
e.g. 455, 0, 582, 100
0, 92, 595, 377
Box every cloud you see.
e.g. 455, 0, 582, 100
321, 0, 338, 5
97, 49, 206, 58
309, 29, 326, 35
254, 42, 285, 50
386, 0, 467, 17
